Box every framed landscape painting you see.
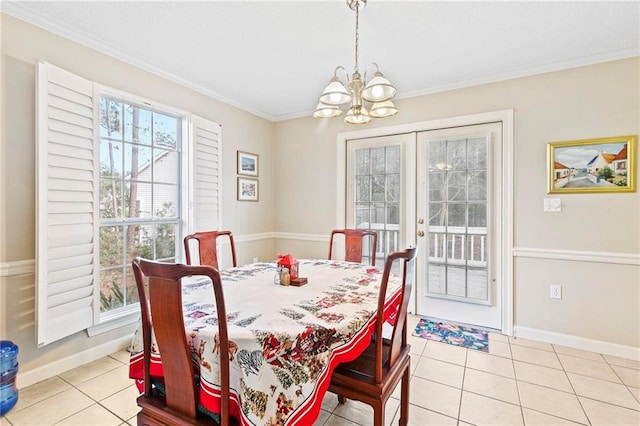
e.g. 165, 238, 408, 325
237, 177, 259, 201
547, 135, 636, 194
237, 151, 259, 177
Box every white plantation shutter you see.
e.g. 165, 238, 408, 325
36, 62, 99, 346
191, 115, 221, 232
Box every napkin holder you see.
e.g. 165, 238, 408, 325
290, 277, 308, 287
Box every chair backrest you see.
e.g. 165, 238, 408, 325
328, 228, 378, 266
184, 230, 238, 269
132, 258, 231, 425
373, 246, 418, 383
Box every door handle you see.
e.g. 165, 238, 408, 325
417, 230, 425, 237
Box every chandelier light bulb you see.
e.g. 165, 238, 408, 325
371, 85, 384, 98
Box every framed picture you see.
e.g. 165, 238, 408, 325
237, 177, 259, 201
237, 151, 259, 177
547, 135, 636, 194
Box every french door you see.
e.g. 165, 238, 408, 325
416, 123, 503, 330
345, 121, 505, 330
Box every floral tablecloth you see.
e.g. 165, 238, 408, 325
129, 259, 403, 425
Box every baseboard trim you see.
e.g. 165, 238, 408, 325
514, 325, 640, 361
513, 247, 640, 266
16, 335, 133, 389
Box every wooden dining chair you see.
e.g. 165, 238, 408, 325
184, 230, 238, 270
132, 257, 234, 426
328, 246, 418, 426
328, 228, 378, 266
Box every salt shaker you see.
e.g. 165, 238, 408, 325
274, 267, 282, 285
280, 267, 290, 286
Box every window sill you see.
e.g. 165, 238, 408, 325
86, 311, 140, 337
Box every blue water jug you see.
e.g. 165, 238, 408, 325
0, 341, 19, 416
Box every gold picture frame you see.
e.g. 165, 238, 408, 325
547, 135, 636, 194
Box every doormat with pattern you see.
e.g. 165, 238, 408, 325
413, 318, 489, 352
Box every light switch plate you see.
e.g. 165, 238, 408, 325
544, 198, 562, 212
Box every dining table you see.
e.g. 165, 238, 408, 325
128, 259, 405, 425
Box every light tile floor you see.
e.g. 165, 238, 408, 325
3, 315, 639, 425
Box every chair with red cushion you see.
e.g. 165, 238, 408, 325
328, 246, 418, 426
132, 257, 235, 426
328, 228, 378, 266
184, 230, 238, 270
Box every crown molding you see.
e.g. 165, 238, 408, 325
4, 3, 638, 124
1, 3, 276, 122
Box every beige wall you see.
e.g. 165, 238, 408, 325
274, 58, 640, 348
1, 14, 275, 378
1, 12, 638, 385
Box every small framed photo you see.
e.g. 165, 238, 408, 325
237, 151, 259, 177
547, 135, 636, 194
237, 177, 259, 201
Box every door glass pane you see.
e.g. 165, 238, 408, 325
447, 171, 466, 201
429, 140, 447, 169
446, 266, 466, 297
356, 176, 370, 202
447, 204, 465, 227
468, 171, 487, 201
371, 175, 385, 201
386, 174, 399, 201
427, 136, 490, 304
429, 203, 446, 226
428, 265, 446, 294
352, 144, 401, 265
356, 203, 370, 227
428, 232, 446, 261
371, 148, 385, 174
467, 268, 488, 300
429, 172, 445, 201
356, 149, 369, 175
447, 139, 466, 170
467, 137, 487, 169
468, 203, 487, 227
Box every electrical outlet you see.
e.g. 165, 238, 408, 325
252, 257, 259, 263
550, 284, 562, 299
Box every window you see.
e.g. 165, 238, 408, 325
36, 62, 221, 345
98, 98, 181, 316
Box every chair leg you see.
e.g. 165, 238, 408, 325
338, 394, 346, 404
399, 366, 410, 426
374, 401, 385, 426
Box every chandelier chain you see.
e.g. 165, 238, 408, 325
354, 0, 359, 73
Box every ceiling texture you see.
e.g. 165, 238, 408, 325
3, 1, 639, 121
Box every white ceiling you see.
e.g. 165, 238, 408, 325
3, 1, 639, 121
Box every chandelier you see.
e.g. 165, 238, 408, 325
313, 0, 398, 124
